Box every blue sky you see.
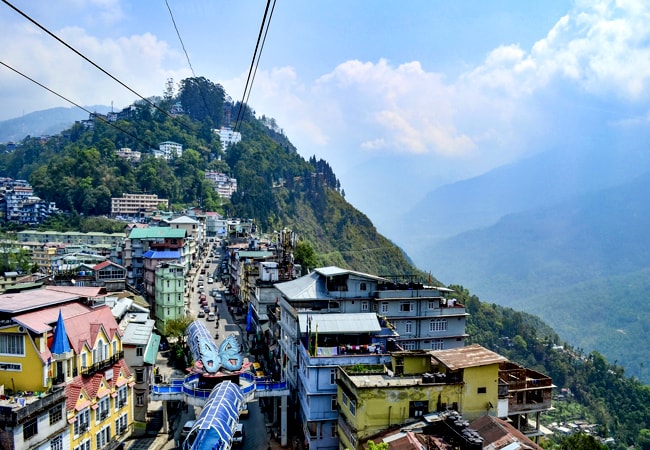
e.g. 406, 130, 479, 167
1, 0, 649, 231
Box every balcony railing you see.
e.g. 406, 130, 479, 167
0, 386, 66, 426
81, 351, 124, 377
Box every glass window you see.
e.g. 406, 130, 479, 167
23, 416, 37, 439
0, 334, 24, 355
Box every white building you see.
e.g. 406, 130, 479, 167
157, 141, 183, 160
214, 127, 241, 152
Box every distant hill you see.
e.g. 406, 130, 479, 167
399, 129, 650, 266
0, 106, 111, 142
420, 171, 650, 381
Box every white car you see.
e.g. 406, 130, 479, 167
232, 423, 244, 446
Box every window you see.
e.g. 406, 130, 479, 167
136, 346, 144, 357
116, 386, 128, 408
115, 413, 128, 435
23, 416, 38, 440
330, 368, 336, 385
477, 387, 487, 394
430, 318, 448, 332
402, 341, 416, 351
136, 393, 144, 407
51, 435, 63, 450
399, 302, 413, 312
0, 334, 24, 355
359, 282, 366, 291
342, 392, 349, 407
49, 405, 63, 425
81, 352, 87, 369
361, 301, 369, 311
331, 423, 338, 438
74, 409, 90, 436
428, 300, 436, 309
380, 302, 388, 313
97, 397, 110, 422
331, 395, 337, 411
405, 320, 412, 334
431, 340, 444, 350
409, 400, 428, 417
349, 399, 356, 416
74, 439, 91, 450
96, 426, 111, 449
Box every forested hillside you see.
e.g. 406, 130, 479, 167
1, 77, 650, 447
0, 77, 419, 278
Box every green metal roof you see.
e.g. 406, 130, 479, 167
128, 228, 186, 239
144, 333, 161, 365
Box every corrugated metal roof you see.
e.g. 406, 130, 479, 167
274, 271, 326, 300
128, 228, 186, 239
143, 250, 181, 259
431, 344, 507, 371
121, 319, 155, 346
298, 312, 381, 334
143, 333, 161, 365
315, 266, 388, 282
4, 289, 94, 317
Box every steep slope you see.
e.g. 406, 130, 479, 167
420, 171, 650, 380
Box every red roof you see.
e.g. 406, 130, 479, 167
65, 360, 132, 412
93, 260, 113, 270
64, 305, 122, 354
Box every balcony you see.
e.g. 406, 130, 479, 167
81, 351, 125, 377
0, 386, 66, 426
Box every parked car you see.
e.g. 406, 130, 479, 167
239, 402, 249, 419
207, 312, 215, 321
198, 310, 205, 318
208, 277, 214, 284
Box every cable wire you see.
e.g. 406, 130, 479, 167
1, 0, 194, 133
0, 60, 159, 150
233, 0, 275, 133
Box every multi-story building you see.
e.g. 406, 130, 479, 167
375, 282, 468, 351
155, 141, 183, 160
0, 385, 68, 450
204, 212, 227, 239
214, 127, 241, 152
123, 227, 186, 291
0, 286, 134, 450
16, 230, 125, 246
119, 311, 159, 428
111, 194, 169, 218
154, 262, 185, 333
336, 345, 553, 449
270, 266, 469, 449
204, 171, 238, 199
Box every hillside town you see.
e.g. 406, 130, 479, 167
0, 191, 606, 450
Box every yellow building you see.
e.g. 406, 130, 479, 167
0, 287, 135, 449
337, 345, 507, 450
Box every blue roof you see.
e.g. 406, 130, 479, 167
143, 249, 181, 259
50, 309, 71, 354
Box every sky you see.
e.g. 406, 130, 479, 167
1, 0, 649, 234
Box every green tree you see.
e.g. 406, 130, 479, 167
294, 240, 318, 274
559, 433, 608, 449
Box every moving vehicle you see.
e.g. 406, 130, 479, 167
181, 420, 195, 440
207, 312, 215, 321
198, 310, 205, 318
232, 423, 245, 446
